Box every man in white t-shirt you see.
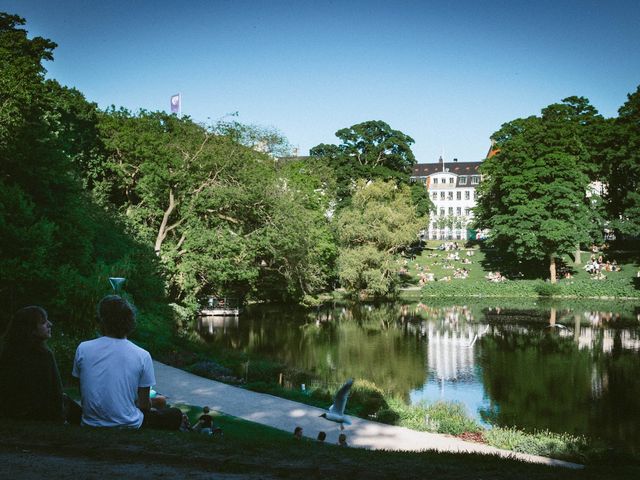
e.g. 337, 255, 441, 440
72, 295, 182, 429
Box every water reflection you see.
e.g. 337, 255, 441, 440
195, 301, 640, 452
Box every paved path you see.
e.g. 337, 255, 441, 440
154, 361, 582, 469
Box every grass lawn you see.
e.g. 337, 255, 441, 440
396, 242, 640, 299
2, 407, 638, 480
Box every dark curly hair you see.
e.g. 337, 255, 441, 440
98, 295, 136, 338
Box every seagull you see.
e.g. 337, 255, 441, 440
545, 324, 567, 329
319, 378, 353, 430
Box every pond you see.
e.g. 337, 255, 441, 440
195, 299, 640, 453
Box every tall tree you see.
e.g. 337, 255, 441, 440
336, 180, 426, 298
601, 85, 640, 237
0, 13, 167, 332
310, 120, 417, 204
475, 98, 599, 283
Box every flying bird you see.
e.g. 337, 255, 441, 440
320, 378, 353, 430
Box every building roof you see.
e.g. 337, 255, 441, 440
411, 157, 482, 177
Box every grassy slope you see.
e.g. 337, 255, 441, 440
2, 411, 637, 480
397, 243, 640, 299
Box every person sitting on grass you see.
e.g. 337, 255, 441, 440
72, 295, 183, 430
0, 306, 67, 423
317, 431, 326, 443
338, 433, 348, 447
293, 426, 303, 439
192, 406, 222, 436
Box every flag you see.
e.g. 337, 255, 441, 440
170, 93, 181, 114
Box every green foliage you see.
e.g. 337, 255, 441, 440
534, 282, 561, 297
336, 180, 427, 297
310, 120, 417, 204
485, 427, 590, 462
383, 397, 481, 435
601, 85, 640, 237
476, 98, 603, 282
0, 15, 170, 340
92, 109, 336, 303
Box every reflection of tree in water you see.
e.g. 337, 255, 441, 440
478, 328, 592, 435
197, 303, 426, 397
478, 309, 640, 452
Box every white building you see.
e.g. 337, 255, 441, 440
410, 155, 486, 240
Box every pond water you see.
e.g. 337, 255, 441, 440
195, 299, 640, 453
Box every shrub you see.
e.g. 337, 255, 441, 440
348, 379, 388, 418
485, 427, 590, 461
535, 281, 560, 297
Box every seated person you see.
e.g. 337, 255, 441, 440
0, 306, 65, 422
72, 295, 182, 430
192, 406, 222, 435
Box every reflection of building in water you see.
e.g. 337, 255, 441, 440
424, 323, 489, 381
576, 327, 640, 352
197, 316, 239, 337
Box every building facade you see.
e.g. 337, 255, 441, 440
410, 157, 483, 240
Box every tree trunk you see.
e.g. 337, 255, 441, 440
155, 189, 176, 255
549, 307, 556, 327
574, 247, 581, 265
549, 255, 557, 284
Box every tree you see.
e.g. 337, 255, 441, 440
310, 120, 417, 204
93, 110, 336, 303
475, 98, 599, 283
601, 85, 640, 237
0, 13, 168, 333
336, 180, 426, 297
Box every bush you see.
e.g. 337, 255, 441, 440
485, 427, 590, 461
188, 360, 241, 383
348, 379, 388, 418
535, 281, 560, 297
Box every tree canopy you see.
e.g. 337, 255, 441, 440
336, 180, 426, 297
310, 120, 418, 204
600, 86, 640, 237
475, 98, 599, 282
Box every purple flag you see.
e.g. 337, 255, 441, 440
170, 94, 181, 114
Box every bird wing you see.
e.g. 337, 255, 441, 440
329, 378, 353, 415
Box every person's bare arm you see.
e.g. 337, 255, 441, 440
137, 386, 151, 412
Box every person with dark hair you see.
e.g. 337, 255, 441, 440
317, 431, 326, 442
72, 295, 182, 429
0, 306, 64, 421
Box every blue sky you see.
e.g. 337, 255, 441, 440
4, 0, 639, 162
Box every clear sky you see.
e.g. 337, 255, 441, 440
4, 0, 639, 163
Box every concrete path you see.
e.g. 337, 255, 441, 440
153, 361, 582, 469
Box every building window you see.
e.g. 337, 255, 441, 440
449, 177, 454, 184
456, 191, 461, 200
474, 190, 478, 200
448, 207, 453, 215
440, 191, 445, 200
456, 207, 461, 215
433, 178, 438, 184
432, 192, 437, 200
471, 176, 480, 185
465, 208, 470, 216
440, 208, 445, 216
459, 176, 467, 185
410, 177, 416, 183
447, 191, 453, 200
464, 191, 470, 200
421, 177, 427, 184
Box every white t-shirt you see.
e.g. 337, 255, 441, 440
72, 336, 155, 428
